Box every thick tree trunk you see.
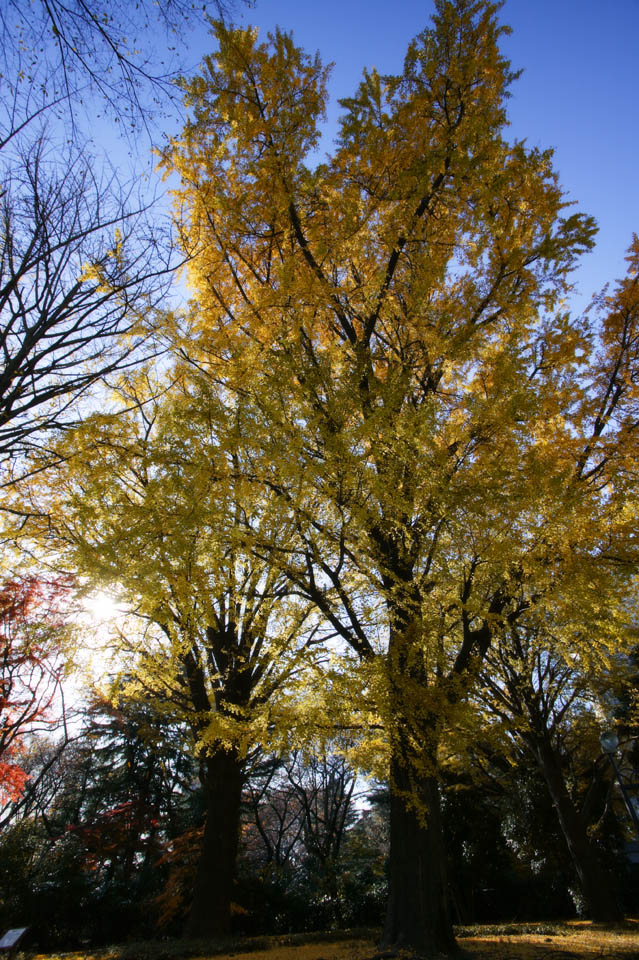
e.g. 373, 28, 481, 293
185, 747, 244, 938
381, 749, 457, 957
536, 739, 622, 922
377, 583, 458, 958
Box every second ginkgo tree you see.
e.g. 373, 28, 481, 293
29, 373, 327, 937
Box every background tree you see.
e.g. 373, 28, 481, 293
442, 753, 580, 922
476, 619, 624, 920
240, 750, 359, 928
0, 0, 248, 145
282, 751, 357, 926
0, 136, 177, 467
0, 688, 197, 948
0, 575, 69, 803
0, 0, 251, 473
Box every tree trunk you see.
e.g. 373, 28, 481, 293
536, 739, 622, 922
185, 747, 244, 938
377, 585, 458, 957
381, 748, 457, 957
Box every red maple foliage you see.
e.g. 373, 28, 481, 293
0, 575, 71, 802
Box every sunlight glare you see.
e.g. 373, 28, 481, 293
83, 590, 120, 624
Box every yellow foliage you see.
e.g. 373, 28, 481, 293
13, 2, 639, 838
153, 0, 639, 805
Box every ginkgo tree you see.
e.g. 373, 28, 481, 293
24, 371, 332, 937
159, 0, 638, 953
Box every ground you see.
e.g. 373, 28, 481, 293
460, 920, 639, 958
23, 921, 639, 960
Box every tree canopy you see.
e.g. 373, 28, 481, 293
155, 1, 638, 950
4, 0, 639, 954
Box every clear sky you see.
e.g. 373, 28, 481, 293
179, 0, 639, 316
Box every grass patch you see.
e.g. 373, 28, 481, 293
456, 922, 569, 939
459, 918, 639, 958
117, 929, 380, 960
22, 921, 639, 960
27, 928, 380, 960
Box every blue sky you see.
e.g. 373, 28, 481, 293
179, 0, 639, 316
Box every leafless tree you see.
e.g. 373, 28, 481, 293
0, 0, 253, 468
0, 135, 177, 466
243, 751, 358, 875
0, 0, 249, 142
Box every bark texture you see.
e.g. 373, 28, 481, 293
381, 752, 456, 956
186, 748, 244, 938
